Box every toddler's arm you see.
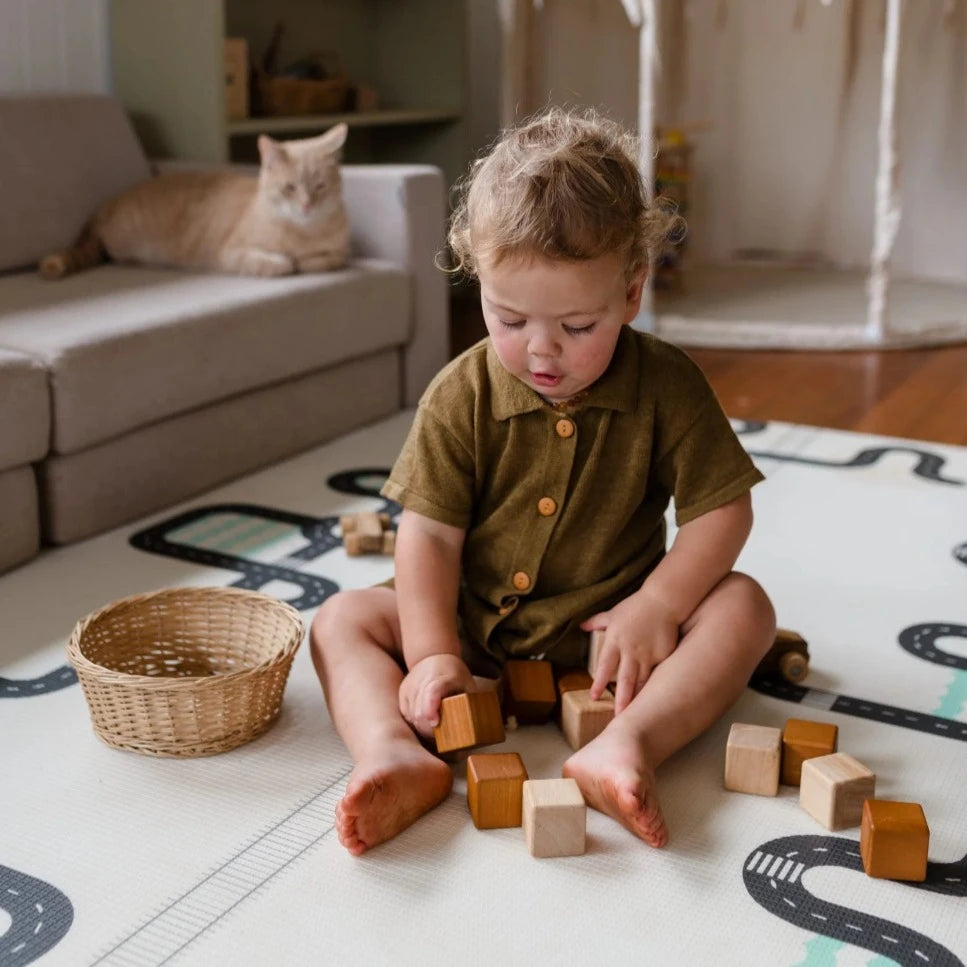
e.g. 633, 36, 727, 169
394, 508, 476, 735
583, 492, 754, 712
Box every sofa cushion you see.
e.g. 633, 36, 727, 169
0, 94, 151, 273
0, 348, 49, 469
0, 259, 410, 454
0, 466, 40, 573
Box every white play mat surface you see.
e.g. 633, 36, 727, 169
2, 412, 965, 967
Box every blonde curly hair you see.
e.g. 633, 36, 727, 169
448, 107, 680, 280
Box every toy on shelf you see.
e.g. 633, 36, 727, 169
340, 511, 395, 556
723, 722, 782, 796
466, 753, 528, 829
799, 752, 876, 830
753, 628, 810, 684
433, 690, 505, 754
861, 799, 929, 881
781, 717, 838, 786
522, 778, 587, 858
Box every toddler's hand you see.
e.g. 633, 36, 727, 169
580, 590, 680, 714
399, 653, 476, 739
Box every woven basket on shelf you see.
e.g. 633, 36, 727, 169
66, 587, 305, 758
257, 73, 350, 116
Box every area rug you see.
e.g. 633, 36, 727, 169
2, 411, 965, 967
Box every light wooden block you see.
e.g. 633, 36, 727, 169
861, 799, 929, 881
341, 511, 393, 555
724, 723, 782, 796
560, 688, 614, 751
587, 629, 608, 680
466, 753, 528, 829
799, 752, 875, 830
522, 778, 586, 858
501, 659, 557, 724
781, 718, 838, 786
433, 691, 505, 754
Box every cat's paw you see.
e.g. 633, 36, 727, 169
240, 251, 295, 277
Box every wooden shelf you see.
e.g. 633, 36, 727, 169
228, 108, 462, 137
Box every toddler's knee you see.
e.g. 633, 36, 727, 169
727, 572, 777, 649
309, 590, 368, 659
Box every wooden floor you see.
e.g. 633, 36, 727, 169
450, 292, 967, 447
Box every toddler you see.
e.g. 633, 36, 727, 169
310, 107, 776, 856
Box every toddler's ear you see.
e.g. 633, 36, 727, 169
623, 270, 648, 324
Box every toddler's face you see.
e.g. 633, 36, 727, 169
478, 253, 645, 403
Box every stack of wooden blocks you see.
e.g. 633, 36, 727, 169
340, 512, 395, 556
432, 647, 622, 859
724, 718, 930, 882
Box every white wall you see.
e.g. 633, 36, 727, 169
0, 0, 109, 93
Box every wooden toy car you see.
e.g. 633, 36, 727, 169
752, 628, 810, 684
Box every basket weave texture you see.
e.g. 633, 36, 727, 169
66, 587, 304, 758
258, 74, 350, 115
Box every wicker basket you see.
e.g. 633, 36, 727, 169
257, 74, 350, 116
66, 587, 305, 758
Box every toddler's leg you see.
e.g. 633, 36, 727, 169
563, 572, 775, 846
310, 587, 452, 855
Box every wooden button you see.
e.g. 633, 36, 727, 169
555, 418, 575, 438
498, 598, 517, 616
537, 496, 557, 516
512, 571, 531, 591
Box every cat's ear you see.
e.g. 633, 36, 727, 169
316, 123, 348, 155
258, 135, 287, 169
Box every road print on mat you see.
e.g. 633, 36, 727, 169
733, 420, 965, 487
744, 836, 967, 967
128, 469, 398, 611
0, 865, 73, 967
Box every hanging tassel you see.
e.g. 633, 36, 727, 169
867, 0, 903, 340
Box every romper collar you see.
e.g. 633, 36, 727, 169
488, 325, 640, 421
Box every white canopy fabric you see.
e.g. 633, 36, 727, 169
496, 1, 967, 348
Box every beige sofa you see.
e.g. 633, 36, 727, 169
0, 93, 447, 572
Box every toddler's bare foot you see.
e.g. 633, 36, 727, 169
335, 741, 453, 855
562, 725, 669, 848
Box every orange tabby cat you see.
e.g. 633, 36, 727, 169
40, 123, 349, 279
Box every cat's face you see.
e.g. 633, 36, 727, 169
257, 126, 347, 226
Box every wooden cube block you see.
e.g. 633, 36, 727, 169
724, 723, 782, 796
781, 718, 838, 785
501, 659, 557, 724
466, 753, 528, 828
799, 752, 875, 830
341, 512, 392, 555
560, 688, 614, 751
433, 691, 505, 754
556, 668, 593, 697
861, 799, 929, 881
587, 629, 609, 680
522, 778, 586, 858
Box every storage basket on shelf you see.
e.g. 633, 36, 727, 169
257, 72, 350, 116
66, 587, 304, 758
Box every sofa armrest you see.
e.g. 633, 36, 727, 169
341, 165, 448, 407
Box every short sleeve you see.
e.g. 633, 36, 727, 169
381, 404, 476, 529
653, 371, 764, 527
